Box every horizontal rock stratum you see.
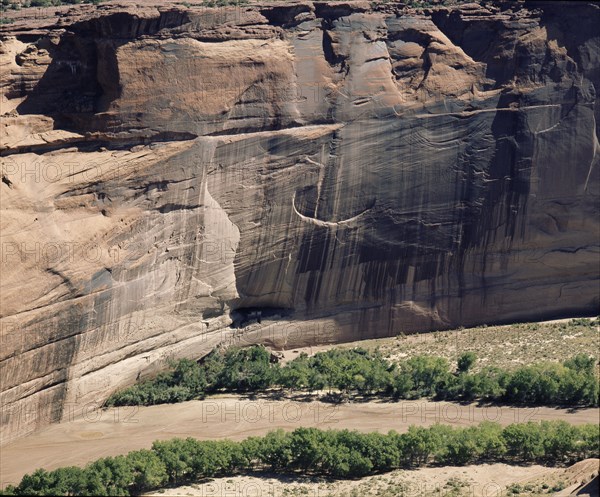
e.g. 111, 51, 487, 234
0, 0, 599, 443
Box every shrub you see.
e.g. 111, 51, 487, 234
564, 354, 595, 373
457, 352, 477, 373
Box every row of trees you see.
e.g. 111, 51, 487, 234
2, 421, 598, 496
104, 358, 208, 406
106, 346, 599, 407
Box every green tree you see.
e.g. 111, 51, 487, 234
541, 421, 579, 464
404, 356, 452, 398
360, 352, 394, 395
503, 365, 562, 404
126, 449, 167, 493
473, 367, 508, 400
457, 352, 477, 373
239, 437, 262, 471
257, 429, 293, 471
341, 431, 400, 472
201, 348, 226, 388
16, 469, 62, 496
391, 370, 414, 399
289, 427, 328, 472
279, 353, 310, 392
564, 354, 595, 373
575, 423, 600, 459
85, 456, 132, 496
171, 359, 207, 396
188, 440, 240, 477
217, 346, 276, 392
151, 438, 193, 484
502, 422, 546, 462
474, 421, 507, 460
307, 371, 326, 393
318, 437, 373, 478
50, 467, 88, 496
398, 425, 441, 467
440, 428, 481, 465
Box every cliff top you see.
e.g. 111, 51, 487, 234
2, 0, 593, 37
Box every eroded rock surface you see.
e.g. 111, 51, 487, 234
1, 1, 599, 442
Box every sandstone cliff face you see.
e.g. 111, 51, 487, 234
1, 1, 599, 442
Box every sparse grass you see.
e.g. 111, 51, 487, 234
322, 318, 599, 373
505, 479, 569, 496
148, 462, 600, 497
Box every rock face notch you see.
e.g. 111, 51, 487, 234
1, 1, 599, 442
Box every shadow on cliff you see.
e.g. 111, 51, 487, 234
451, 89, 534, 317
15, 10, 192, 134
15, 32, 119, 131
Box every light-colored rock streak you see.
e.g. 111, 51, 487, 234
414, 104, 563, 119
291, 191, 374, 227
584, 113, 599, 192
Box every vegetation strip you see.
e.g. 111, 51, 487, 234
105, 346, 599, 408
1, 421, 598, 496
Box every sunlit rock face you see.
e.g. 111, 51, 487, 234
1, 1, 598, 442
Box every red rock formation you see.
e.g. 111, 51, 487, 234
1, 1, 598, 442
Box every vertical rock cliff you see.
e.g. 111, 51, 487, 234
1, 1, 599, 442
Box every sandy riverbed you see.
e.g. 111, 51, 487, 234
1, 395, 597, 487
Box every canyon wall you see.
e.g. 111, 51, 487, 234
1, 0, 599, 442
